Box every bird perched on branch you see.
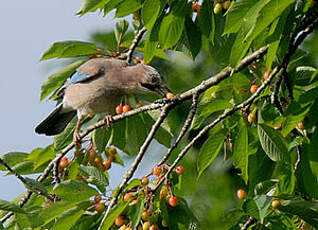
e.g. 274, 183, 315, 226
35, 58, 170, 144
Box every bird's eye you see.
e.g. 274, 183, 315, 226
151, 75, 159, 84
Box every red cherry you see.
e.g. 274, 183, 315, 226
237, 189, 247, 200
94, 194, 102, 203
123, 104, 131, 112
264, 71, 270, 80
175, 166, 184, 175
116, 105, 123, 114
124, 193, 133, 201
115, 216, 125, 227
103, 159, 112, 170
95, 202, 105, 212
153, 166, 161, 176
168, 196, 178, 207
250, 84, 259, 94
274, 125, 282, 130
141, 177, 149, 186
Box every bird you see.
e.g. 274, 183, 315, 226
35, 58, 170, 144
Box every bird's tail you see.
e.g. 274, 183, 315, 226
35, 104, 76, 136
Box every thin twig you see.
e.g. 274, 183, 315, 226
158, 93, 199, 166
98, 104, 172, 230
125, 27, 147, 63
0, 158, 54, 202
241, 216, 256, 230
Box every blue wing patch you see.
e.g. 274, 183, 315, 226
70, 72, 91, 84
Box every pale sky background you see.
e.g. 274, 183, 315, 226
0, 0, 164, 201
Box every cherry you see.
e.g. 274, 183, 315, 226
123, 104, 131, 112
115, 216, 125, 227
168, 196, 178, 207
214, 3, 222, 14
59, 156, 68, 168
297, 122, 304, 130
116, 105, 123, 114
175, 165, 184, 175
129, 199, 138, 206
141, 209, 151, 221
103, 159, 112, 170
274, 125, 282, 130
250, 84, 259, 94
94, 194, 102, 203
237, 189, 247, 200
143, 222, 151, 230
191, 3, 201, 12
153, 166, 161, 176
95, 202, 105, 212
108, 146, 117, 156
141, 177, 149, 186
247, 113, 255, 123
124, 193, 133, 201
141, 59, 146, 65
223, 1, 231, 10
166, 92, 174, 99
271, 200, 281, 208
264, 71, 270, 80
149, 225, 158, 230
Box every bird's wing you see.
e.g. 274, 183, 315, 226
70, 58, 129, 84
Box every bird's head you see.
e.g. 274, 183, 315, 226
136, 64, 171, 96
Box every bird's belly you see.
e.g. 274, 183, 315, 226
64, 83, 122, 116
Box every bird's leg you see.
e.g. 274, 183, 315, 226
104, 115, 113, 131
73, 118, 82, 146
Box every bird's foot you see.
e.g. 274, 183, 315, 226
73, 131, 81, 146
104, 115, 113, 131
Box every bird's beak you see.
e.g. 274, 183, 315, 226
154, 85, 171, 97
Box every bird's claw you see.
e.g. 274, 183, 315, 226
104, 115, 113, 131
73, 131, 81, 146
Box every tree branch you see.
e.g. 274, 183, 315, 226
98, 104, 172, 230
125, 26, 147, 63
0, 158, 54, 202
158, 93, 199, 166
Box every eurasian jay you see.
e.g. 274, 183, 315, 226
35, 58, 169, 144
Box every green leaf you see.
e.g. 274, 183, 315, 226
142, 0, 161, 29
279, 200, 318, 227
40, 60, 86, 101
115, 0, 143, 18
54, 180, 98, 203
0, 200, 25, 213
258, 124, 288, 162
23, 177, 49, 195
144, 16, 162, 63
40, 41, 99, 61
125, 115, 148, 155
265, 8, 289, 70
243, 195, 271, 223
158, 1, 187, 49
33, 201, 76, 227
114, 20, 129, 45
99, 201, 129, 230
224, 0, 258, 34
229, 0, 266, 67
0, 152, 28, 171
76, 0, 109, 15
31, 145, 55, 169
127, 198, 144, 228
53, 202, 90, 230
233, 120, 249, 183
192, 100, 233, 129
79, 166, 109, 193
198, 0, 215, 42
92, 126, 110, 153
254, 179, 278, 195
276, 162, 296, 195
179, 17, 202, 60
197, 130, 226, 178
54, 117, 77, 151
